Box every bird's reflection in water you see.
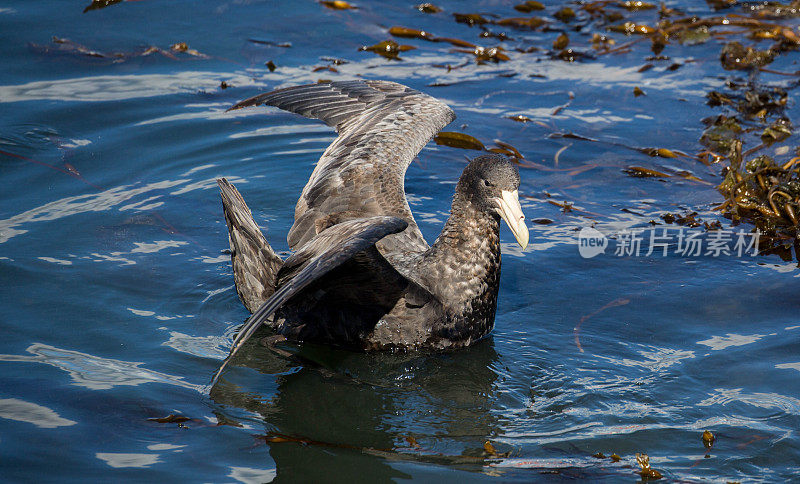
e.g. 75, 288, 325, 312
210, 338, 502, 481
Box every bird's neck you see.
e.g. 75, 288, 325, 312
421, 191, 502, 310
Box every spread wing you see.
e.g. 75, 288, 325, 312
228, 80, 456, 255
210, 216, 410, 386
218, 178, 283, 313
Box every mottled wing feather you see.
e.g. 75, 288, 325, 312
228, 80, 456, 254
229, 80, 411, 132
218, 178, 283, 312
211, 216, 409, 386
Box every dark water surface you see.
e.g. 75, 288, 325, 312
1, 1, 799, 481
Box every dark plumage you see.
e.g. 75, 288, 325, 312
213, 80, 528, 384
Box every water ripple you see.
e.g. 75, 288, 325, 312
0, 343, 203, 392
0, 176, 247, 244
698, 388, 800, 416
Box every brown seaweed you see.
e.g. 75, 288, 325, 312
359, 40, 415, 60
320, 0, 357, 10
514, 1, 545, 13
83, 0, 123, 13
416, 3, 441, 14
434, 132, 485, 150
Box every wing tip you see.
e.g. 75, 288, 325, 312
217, 177, 240, 204
384, 215, 409, 234
225, 79, 447, 116
226, 96, 260, 112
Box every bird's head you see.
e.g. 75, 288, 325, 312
459, 153, 529, 250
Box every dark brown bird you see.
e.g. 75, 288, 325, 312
213, 80, 528, 384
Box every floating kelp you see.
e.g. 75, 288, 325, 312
0, 147, 100, 189
707, 0, 737, 11
702, 430, 716, 449
452, 45, 510, 63
494, 16, 546, 29
320, 0, 357, 10
640, 147, 681, 158
706, 91, 733, 107
389, 26, 476, 47
83, 0, 122, 13
761, 118, 793, 144
554, 144, 570, 165
416, 3, 441, 14
439, 36, 478, 48
677, 26, 711, 45
312, 65, 337, 73
479, 29, 512, 41
434, 132, 485, 150
700, 116, 743, 156
405, 435, 420, 448
28, 36, 211, 63
148, 414, 190, 424
397, 0, 794, 82
661, 211, 704, 227
553, 7, 576, 23
170, 42, 208, 58
389, 26, 434, 40
717, 150, 800, 237
548, 199, 575, 213
514, 1, 544, 13
623, 166, 669, 178
473, 46, 510, 63
553, 48, 593, 62
698, 41, 800, 249
677, 171, 713, 184
746, 1, 800, 19
618, 1, 656, 11
359, 40, 415, 60
506, 114, 532, 123
608, 22, 656, 35
720, 41, 775, 70
591, 33, 616, 51
248, 39, 292, 48
553, 32, 570, 49
551, 92, 574, 116
32, 36, 107, 59
256, 431, 507, 467
660, 212, 722, 228
635, 453, 663, 480
489, 140, 525, 160
320, 56, 349, 65
453, 13, 489, 26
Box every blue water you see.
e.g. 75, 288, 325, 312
1, 0, 799, 481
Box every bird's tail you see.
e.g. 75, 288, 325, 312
217, 178, 283, 313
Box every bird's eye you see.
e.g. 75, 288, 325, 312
483, 179, 493, 187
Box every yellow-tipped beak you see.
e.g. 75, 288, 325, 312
495, 189, 529, 250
